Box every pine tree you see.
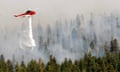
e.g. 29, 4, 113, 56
27, 59, 40, 72
15, 63, 22, 72
20, 61, 27, 72
6, 60, 13, 72
0, 54, 6, 72
110, 38, 119, 52
90, 40, 95, 49
79, 59, 86, 72
61, 58, 73, 72
39, 59, 45, 72
113, 38, 119, 52
72, 61, 80, 72
45, 55, 60, 72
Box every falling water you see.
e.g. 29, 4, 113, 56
19, 16, 36, 49
28, 16, 36, 47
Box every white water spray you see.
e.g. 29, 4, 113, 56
19, 16, 36, 49
28, 16, 36, 47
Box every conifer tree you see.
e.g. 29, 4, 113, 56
45, 55, 60, 72
20, 61, 27, 72
39, 59, 45, 72
0, 54, 6, 72
27, 60, 40, 72
6, 60, 13, 72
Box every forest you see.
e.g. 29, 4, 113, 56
0, 38, 120, 72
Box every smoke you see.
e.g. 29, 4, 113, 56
1, 13, 120, 64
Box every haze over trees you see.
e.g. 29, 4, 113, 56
0, 13, 120, 71
0, 45, 120, 72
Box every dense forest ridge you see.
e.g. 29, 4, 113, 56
0, 49, 120, 72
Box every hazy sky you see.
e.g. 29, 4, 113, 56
0, 0, 120, 27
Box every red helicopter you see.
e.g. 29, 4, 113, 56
14, 10, 36, 17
